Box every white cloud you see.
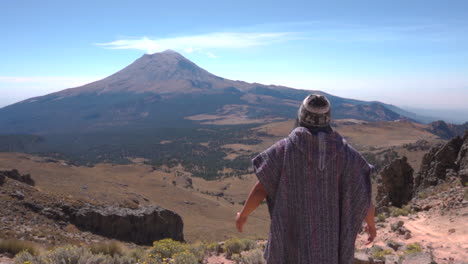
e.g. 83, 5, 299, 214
96, 32, 295, 55
205, 52, 218, 59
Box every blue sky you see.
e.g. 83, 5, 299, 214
1, 0, 468, 110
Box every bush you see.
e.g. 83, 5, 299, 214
14, 245, 140, 264
13, 251, 35, 264
390, 207, 409, 217
231, 253, 242, 264
150, 238, 187, 259
42, 245, 93, 264
188, 242, 207, 263
0, 239, 40, 256
224, 238, 245, 259
126, 247, 146, 260
405, 243, 422, 254
206, 242, 222, 255
173, 250, 198, 264
371, 248, 392, 260
241, 248, 265, 264
239, 239, 256, 251
223, 238, 258, 259
376, 214, 386, 222
89, 241, 123, 256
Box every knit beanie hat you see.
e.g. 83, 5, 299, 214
297, 94, 331, 128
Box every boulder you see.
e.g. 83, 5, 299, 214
0, 173, 4, 185
386, 240, 404, 251
384, 254, 399, 264
0, 169, 35, 186
10, 190, 25, 200
70, 205, 184, 245
376, 157, 414, 208
353, 252, 372, 264
400, 252, 436, 264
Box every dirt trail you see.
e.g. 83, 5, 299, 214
356, 206, 468, 263
0, 255, 13, 264
404, 210, 468, 262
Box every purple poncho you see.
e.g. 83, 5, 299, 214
253, 127, 372, 264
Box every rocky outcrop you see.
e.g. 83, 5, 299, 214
428, 120, 468, 140
456, 132, 468, 185
416, 133, 466, 188
376, 156, 414, 208
0, 169, 35, 186
70, 205, 184, 245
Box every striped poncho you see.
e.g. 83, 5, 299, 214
253, 127, 372, 264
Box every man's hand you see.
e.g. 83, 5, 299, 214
236, 212, 247, 232
364, 224, 377, 245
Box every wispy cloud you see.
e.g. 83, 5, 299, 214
96, 32, 296, 56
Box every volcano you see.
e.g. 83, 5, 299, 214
0, 50, 410, 135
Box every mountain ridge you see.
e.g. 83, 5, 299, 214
1, 50, 414, 135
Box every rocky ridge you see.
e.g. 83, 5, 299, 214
0, 170, 184, 246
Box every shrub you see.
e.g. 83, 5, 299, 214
188, 242, 207, 263
89, 241, 123, 256
173, 250, 198, 264
12, 251, 35, 264
0, 239, 40, 256
390, 207, 409, 217
231, 253, 242, 264
241, 248, 265, 264
224, 238, 245, 259
239, 239, 256, 251
206, 242, 222, 255
126, 247, 146, 260
42, 245, 93, 264
404, 243, 422, 254
224, 238, 258, 259
371, 248, 392, 260
150, 238, 187, 259
14, 245, 151, 264
376, 214, 386, 222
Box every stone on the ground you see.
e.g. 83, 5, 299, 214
353, 252, 372, 264
391, 221, 405, 232
400, 252, 436, 264
385, 254, 399, 264
386, 240, 404, 251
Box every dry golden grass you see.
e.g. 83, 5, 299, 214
0, 239, 41, 256
0, 119, 443, 244
0, 153, 269, 243
255, 119, 440, 149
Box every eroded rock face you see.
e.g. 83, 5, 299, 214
376, 156, 414, 208
416, 135, 465, 188
70, 205, 184, 245
456, 132, 468, 185
0, 169, 35, 186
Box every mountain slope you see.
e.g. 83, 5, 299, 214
0, 50, 411, 135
